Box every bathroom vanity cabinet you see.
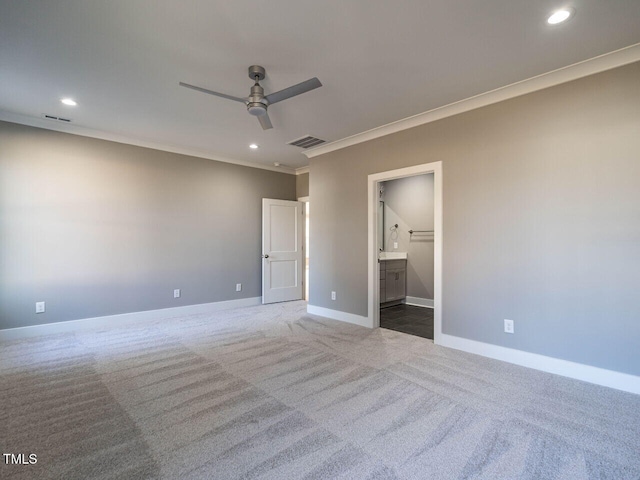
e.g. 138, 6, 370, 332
380, 259, 406, 303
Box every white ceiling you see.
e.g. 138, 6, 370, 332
1, 0, 639, 171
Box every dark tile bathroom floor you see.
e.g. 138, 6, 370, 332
380, 304, 434, 339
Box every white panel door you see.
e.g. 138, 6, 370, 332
262, 198, 304, 304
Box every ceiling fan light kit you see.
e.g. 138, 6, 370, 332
179, 65, 321, 130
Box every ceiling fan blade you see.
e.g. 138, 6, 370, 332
265, 77, 322, 105
258, 112, 273, 130
179, 82, 246, 103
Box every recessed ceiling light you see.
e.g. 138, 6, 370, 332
60, 98, 77, 106
249, 144, 259, 149
547, 8, 574, 25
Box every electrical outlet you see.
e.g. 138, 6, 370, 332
331, 291, 336, 301
504, 319, 514, 334
35, 301, 45, 314
174, 289, 181, 298
236, 283, 242, 292
393, 242, 398, 249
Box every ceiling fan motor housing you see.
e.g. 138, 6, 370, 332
247, 83, 268, 116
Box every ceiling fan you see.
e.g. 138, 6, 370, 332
179, 65, 322, 130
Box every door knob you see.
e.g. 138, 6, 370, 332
262, 254, 269, 258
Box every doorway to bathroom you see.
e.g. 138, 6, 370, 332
378, 173, 435, 338
367, 161, 442, 343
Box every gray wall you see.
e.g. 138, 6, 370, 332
309, 61, 640, 376
0, 121, 296, 329
382, 174, 434, 300
296, 172, 309, 198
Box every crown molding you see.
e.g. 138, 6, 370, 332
295, 166, 310, 175
0, 111, 296, 175
304, 43, 640, 159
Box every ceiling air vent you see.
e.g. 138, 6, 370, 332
287, 135, 325, 149
43, 114, 72, 123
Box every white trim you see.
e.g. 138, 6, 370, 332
307, 305, 370, 328
0, 111, 296, 175
297, 196, 309, 202
404, 296, 434, 308
368, 162, 443, 334
295, 166, 310, 175
0, 297, 261, 342
304, 43, 640, 159
439, 333, 640, 395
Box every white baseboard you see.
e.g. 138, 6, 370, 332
0, 297, 262, 342
404, 296, 434, 308
307, 305, 372, 328
438, 333, 640, 396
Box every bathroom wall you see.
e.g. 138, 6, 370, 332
382, 174, 434, 302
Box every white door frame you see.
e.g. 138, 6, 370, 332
298, 196, 309, 301
367, 161, 443, 343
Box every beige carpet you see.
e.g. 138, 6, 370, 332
1, 301, 639, 479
